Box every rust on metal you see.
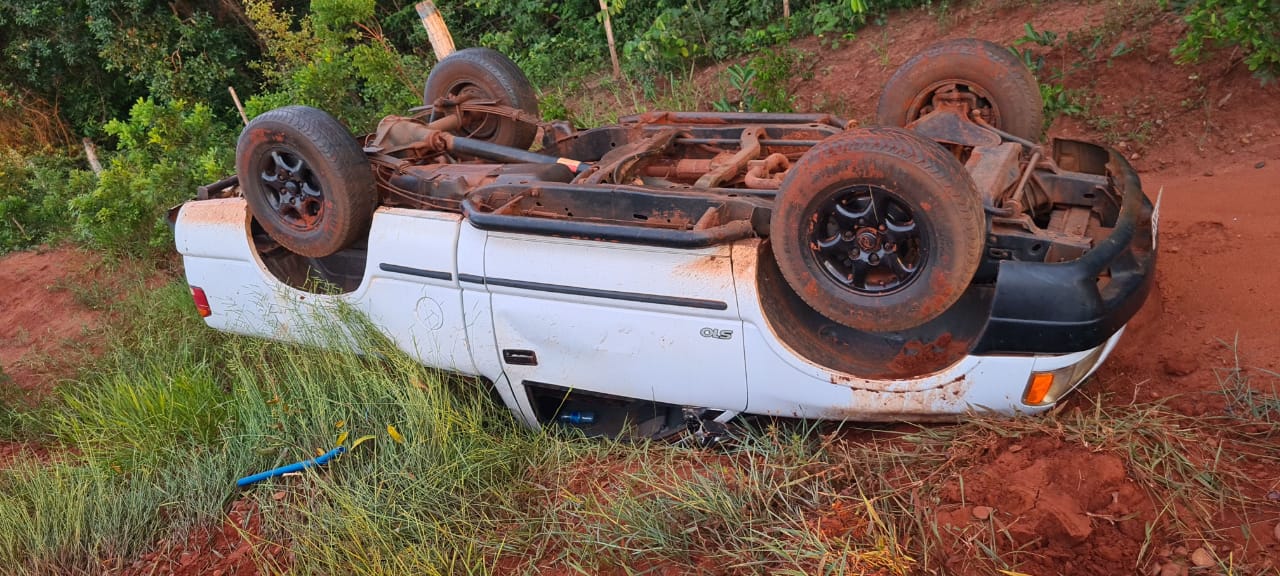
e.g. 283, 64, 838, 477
744, 153, 790, 189
220, 97, 1130, 368
906, 106, 1001, 148
694, 127, 765, 188
964, 143, 1022, 205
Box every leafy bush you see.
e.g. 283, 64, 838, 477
1172, 0, 1280, 82
713, 49, 806, 113
460, 0, 892, 84
0, 150, 93, 253
69, 99, 234, 255
243, 0, 428, 132
1011, 24, 1089, 129
623, 7, 705, 73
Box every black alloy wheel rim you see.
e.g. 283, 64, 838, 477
259, 149, 324, 232
810, 184, 928, 295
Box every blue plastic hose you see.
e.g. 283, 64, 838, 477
236, 446, 347, 488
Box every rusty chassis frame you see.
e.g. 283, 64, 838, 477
194, 96, 1154, 356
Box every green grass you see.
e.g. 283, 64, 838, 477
1, 272, 1278, 574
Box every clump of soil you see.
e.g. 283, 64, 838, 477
934, 438, 1157, 575
112, 498, 291, 576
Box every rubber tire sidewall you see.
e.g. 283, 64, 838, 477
771, 127, 986, 333
236, 105, 376, 259
877, 38, 1045, 142
424, 47, 539, 150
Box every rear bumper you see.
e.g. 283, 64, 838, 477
973, 144, 1155, 355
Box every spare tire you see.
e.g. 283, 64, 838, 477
424, 47, 539, 150
236, 105, 376, 258
771, 127, 985, 333
877, 38, 1044, 142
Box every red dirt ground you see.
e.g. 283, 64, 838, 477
0, 440, 49, 468
935, 440, 1158, 575
106, 498, 292, 576
568, 1, 1280, 574
0, 246, 103, 396
2, 1, 1279, 574
0, 247, 103, 470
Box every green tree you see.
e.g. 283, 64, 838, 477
69, 98, 234, 254
243, 0, 428, 131
0, 0, 260, 139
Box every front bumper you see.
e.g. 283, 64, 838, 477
973, 142, 1155, 355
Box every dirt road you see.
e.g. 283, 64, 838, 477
1107, 160, 1280, 407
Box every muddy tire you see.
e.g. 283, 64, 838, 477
877, 38, 1044, 142
771, 127, 985, 333
236, 106, 376, 258
424, 47, 539, 150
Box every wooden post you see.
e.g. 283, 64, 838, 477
82, 138, 102, 176
228, 86, 248, 126
416, 1, 456, 61
783, 0, 790, 18
599, 0, 621, 78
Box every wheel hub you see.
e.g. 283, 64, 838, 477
259, 150, 325, 232
450, 83, 499, 139
855, 228, 881, 252
912, 80, 1000, 130
811, 185, 927, 295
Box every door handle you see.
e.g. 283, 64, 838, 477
502, 349, 538, 366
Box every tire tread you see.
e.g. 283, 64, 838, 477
877, 38, 1044, 141
235, 106, 375, 257
771, 127, 985, 332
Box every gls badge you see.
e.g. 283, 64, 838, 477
700, 327, 734, 340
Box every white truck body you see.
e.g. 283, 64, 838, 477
176, 197, 1122, 429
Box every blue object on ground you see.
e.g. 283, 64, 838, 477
557, 411, 596, 425
236, 446, 347, 488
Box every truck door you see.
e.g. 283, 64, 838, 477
483, 233, 747, 413
361, 209, 477, 374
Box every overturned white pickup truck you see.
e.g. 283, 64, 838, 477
174, 40, 1155, 438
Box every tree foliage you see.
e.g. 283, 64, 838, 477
3, 0, 1272, 257
242, 0, 428, 131
0, 150, 93, 252
0, 0, 260, 139
1172, 0, 1280, 82
69, 99, 234, 254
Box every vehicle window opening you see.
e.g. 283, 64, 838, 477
250, 217, 367, 294
525, 382, 686, 440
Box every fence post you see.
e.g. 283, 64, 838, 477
416, 1, 456, 61
599, 0, 622, 78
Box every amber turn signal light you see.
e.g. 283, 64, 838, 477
1023, 372, 1055, 405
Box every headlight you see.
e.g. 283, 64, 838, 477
1022, 346, 1105, 406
